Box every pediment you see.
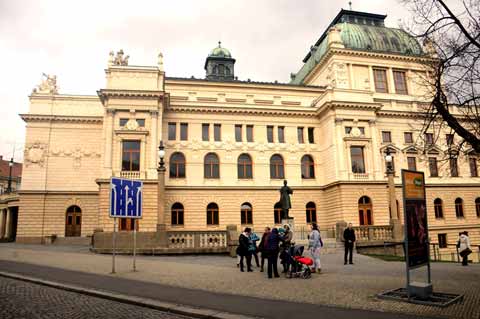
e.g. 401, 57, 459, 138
402, 145, 420, 154
379, 144, 400, 154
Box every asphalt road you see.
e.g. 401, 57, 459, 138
0, 260, 434, 319
0, 276, 191, 319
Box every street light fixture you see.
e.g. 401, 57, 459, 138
385, 148, 393, 173
158, 141, 165, 170
7, 157, 13, 193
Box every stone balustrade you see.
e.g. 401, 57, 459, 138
119, 171, 142, 179
353, 225, 393, 241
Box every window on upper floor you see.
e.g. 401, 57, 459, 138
246, 125, 254, 142
450, 158, 459, 177
297, 127, 304, 144
373, 69, 388, 93
168, 123, 176, 140
345, 127, 352, 134
425, 133, 434, 145
350, 146, 366, 174
122, 140, 140, 171
136, 119, 145, 127
455, 198, 464, 218
120, 118, 129, 126
267, 126, 274, 143
446, 134, 454, 146
214, 124, 221, 141
382, 131, 392, 143
393, 70, 408, 94
180, 123, 188, 141
238, 154, 253, 179
429, 157, 439, 177
308, 127, 315, 144
171, 203, 184, 226
204, 153, 220, 179
240, 203, 253, 225
278, 126, 285, 143
170, 152, 186, 178
358, 127, 365, 135
270, 154, 285, 179
404, 132, 413, 144
434, 198, 444, 218
202, 124, 210, 141
301, 155, 315, 179
407, 157, 417, 171
470, 158, 478, 177
235, 125, 242, 142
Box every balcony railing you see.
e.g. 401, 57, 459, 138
351, 173, 369, 180
353, 225, 393, 241
119, 171, 141, 179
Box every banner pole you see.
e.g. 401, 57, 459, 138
112, 217, 116, 274
133, 219, 137, 272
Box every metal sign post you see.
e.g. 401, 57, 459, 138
133, 219, 137, 272
112, 217, 116, 274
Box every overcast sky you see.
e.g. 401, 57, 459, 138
0, 0, 414, 162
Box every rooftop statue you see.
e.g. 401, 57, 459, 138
109, 49, 130, 66
158, 52, 164, 71
32, 73, 58, 94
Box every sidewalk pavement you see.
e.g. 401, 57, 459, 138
0, 243, 479, 319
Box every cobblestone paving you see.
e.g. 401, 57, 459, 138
0, 276, 190, 319
1, 244, 479, 319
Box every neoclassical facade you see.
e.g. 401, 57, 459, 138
17, 10, 479, 250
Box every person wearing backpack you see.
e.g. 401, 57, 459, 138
249, 231, 260, 268
457, 231, 472, 266
308, 222, 323, 273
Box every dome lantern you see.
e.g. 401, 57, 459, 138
205, 41, 236, 81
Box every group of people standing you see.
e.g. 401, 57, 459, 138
236, 222, 325, 278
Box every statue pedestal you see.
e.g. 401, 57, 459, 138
281, 218, 295, 241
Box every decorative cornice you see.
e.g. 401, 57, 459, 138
20, 114, 103, 123
166, 104, 317, 118
97, 89, 164, 104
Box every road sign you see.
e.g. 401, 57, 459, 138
109, 177, 143, 218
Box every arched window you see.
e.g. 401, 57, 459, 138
170, 152, 186, 178
274, 202, 282, 224
207, 203, 219, 225
204, 153, 220, 178
475, 198, 480, 217
455, 198, 464, 218
434, 198, 443, 218
270, 154, 284, 179
238, 154, 253, 179
306, 202, 317, 223
358, 196, 373, 225
301, 155, 315, 179
65, 205, 82, 237
241, 203, 253, 224
171, 203, 184, 226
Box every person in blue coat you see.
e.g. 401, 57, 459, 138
265, 228, 282, 278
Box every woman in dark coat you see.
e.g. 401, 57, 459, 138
236, 227, 253, 272
258, 227, 271, 272
265, 228, 281, 278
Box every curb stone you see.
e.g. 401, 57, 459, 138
0, 271, 261, 319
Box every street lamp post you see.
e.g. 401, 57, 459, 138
156, 141, 168, 247
385, 148, 402, 240
7, 158, 13, 193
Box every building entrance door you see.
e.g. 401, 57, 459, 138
65, 205, 82, 237
358, 196, 373, 225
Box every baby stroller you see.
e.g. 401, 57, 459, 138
285, 245, 312, 279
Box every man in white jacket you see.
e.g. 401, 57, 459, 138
458, 231, 472, 266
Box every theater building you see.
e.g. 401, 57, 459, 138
17, 10, 479, 253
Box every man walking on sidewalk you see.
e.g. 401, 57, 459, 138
343, 223, 356, 265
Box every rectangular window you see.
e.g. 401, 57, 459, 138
429, 157, 438, 177
136, 119, 145, 127
438, 234, 447, 249
358, 127, 365, 135
350, 146, 366, 174
168, 123, 176, 140
214, 124, 221, 142
373, 69, 388, 93
308, 127, 315, 143
180, 123, 188, 141
278, 126, 285, 143
297, 127, 304, 144
404, 132, 413, 144
393, 70, 408, 94
122, 140, 141, 171
450, 158, 459, 177
407, 157, 417, 171
345, 127, 352, 134
470, 158, 478, 177
382, 131, 392, 143
446, 134, 454, 146
235, 125, 242, 142
267, 126, 274, 143
120, 118, 129, 126
425, 133, 434, 145
202, 124, 210, 141
246, 125, 254, 142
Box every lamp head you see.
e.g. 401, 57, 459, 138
158, 141, 165, 159
9, 158, 13, 167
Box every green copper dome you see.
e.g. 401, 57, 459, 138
209, 42, 232, 58
290, 10, 425, 85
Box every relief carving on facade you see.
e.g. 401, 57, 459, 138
326, 62, 349, 89
48, 146, 101, 168
24, 142, 47, 167
32, 73, 58, 94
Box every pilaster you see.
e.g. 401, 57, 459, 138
103, 108, 115, 177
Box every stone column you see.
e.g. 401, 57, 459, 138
0, 209, 5, 238
156, 166, 168, 247
104, 109, 115, 175
334, 118, 346, 179
4, 208, 11, 239
369, 119, 381, 179
387, 171, 403, 240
